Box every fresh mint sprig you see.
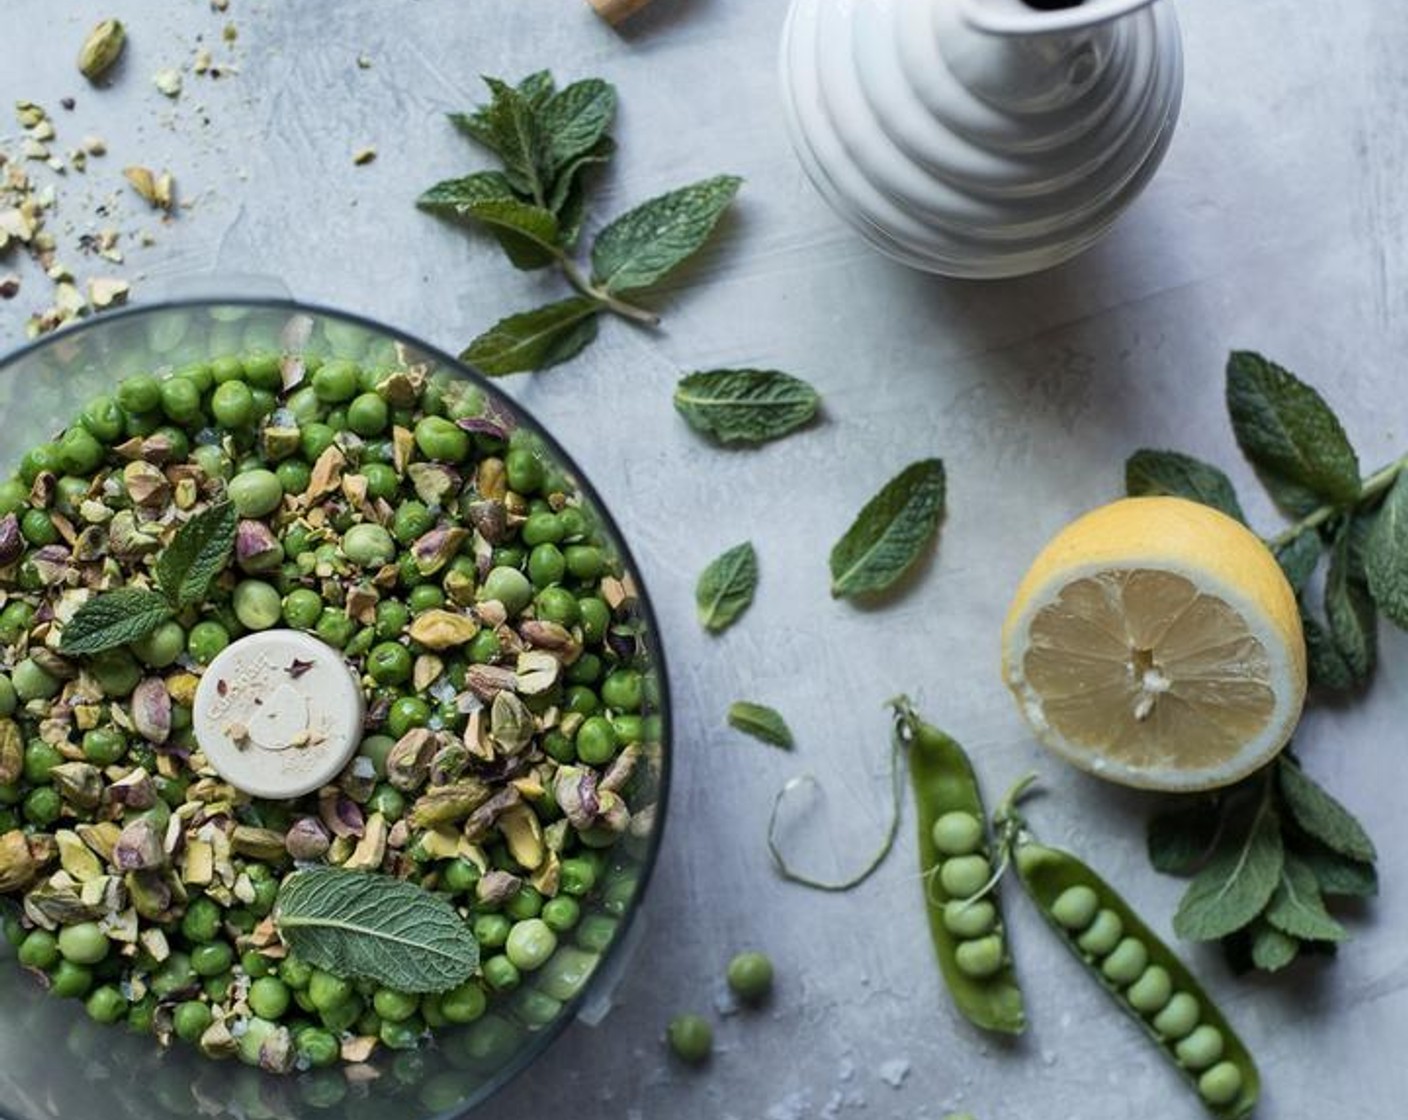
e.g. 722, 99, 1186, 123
419, 72, 742, 375
1126, 351, 1400, 973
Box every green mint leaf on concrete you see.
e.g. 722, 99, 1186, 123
1225, 351, 1361, 516
674, 369, 821, 446
482, 77, 551, 205
696, 542, 758, 633
517, 69, 556, 109
1298, 843, 1378, 898
274, 867, 479, 994
1300, 608, 1356, 692
538, 79, 617, 173
1264, 856, 1347, 942
549, 137, 615, 216
1125, 449, 1246, 522
1173, 791, 1284, 941
462, 298, 600, 377
1249, 921, 1300, 972
156, 501, 237, 609
830, 459, 946, 599
727, 702, 794, 749
1365, 471, 1408, 627
59, 588, 174, 656
1277, 758, 1376, 863
448, 110, 499, 154
1147, 800, 1223, 875
591, 175, 742, 295
1324, 531, 1376, 687
418, 171, 561, 270
1273, 530, 1322, 595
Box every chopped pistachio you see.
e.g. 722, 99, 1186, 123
352, 146, 377, 166
231, 826, 288, 863
343, 812, 388, 871
78, 19, 127, 80
498, 803, 545, 871
51, 761, 103, 808
0, 718, 21, 784
515, 650, 560, 696
181, 838, 214, 885
113, 818, 166, 871
0, 830, 39, 891
56, 829, 104, 880
407, 608, 478, 650
407, 779, 491, 829
88, 276, 129, 309
153, 69, 183, 98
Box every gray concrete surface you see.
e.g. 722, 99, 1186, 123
4, 1, 1408, 1118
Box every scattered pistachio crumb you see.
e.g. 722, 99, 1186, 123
78, 19, 127, 82
88, 276, 129, 309
193, 48, 214, 75
223, 23, 239, 44
82, 135, 107, 156
154, 69, 184, 98
353, 146, 377, 166
123, 166, 175, 211
357, 54, 373, 69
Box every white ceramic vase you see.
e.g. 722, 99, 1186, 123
779, 0, 1184, 279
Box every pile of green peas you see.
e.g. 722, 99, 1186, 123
0, 344, 663, 1075
931, 811, 1006, 981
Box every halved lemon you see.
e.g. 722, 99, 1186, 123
1001, 496, 1306, 792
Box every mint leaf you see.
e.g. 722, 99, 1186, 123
155, 501, 237, 609
482, 77, 550, 206
591, 175, 741, 295
1301, 608, 1356, 691
1250, 921, 1300, 972
1365, 470, 1408, 627
696, 542, 758, 633
1225, 351, 1361, 516
1278, 757, 1376, 862
727, 701, 793, 749
830, 459, 945, 599
1173, 792, 1284, 941
1265, 856, 1347, 942
549, 137, 615, 215
1324, 530, 1376, 687
1274, 530, 1321, 595
674, 369, 821, 446
419, 172, 561, 270
1147, 800, 1223, 875
59, 588, 174, 656
461, 298, 600, 377
418, 170, 517, 215
517, 70, 556, 109
1298, 843, 1378, 898
448, 110, 499, 154
538, 79, 616, 173
1124, 449, 1246, 522
275, 867, 479, 994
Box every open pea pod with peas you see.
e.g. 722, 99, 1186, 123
995, 779, 1260, 1120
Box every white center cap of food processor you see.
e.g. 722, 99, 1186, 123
192, 629, 365, 800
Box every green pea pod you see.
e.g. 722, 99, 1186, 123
1013, 838, 1260, 1119
900, 701, 1026, 1035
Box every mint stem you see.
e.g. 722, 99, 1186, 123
1267, 452, 1408, 548
556, 253, 660, 327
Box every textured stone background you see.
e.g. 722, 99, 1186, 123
3, 1, 1408, 1118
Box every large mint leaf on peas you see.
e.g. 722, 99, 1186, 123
829, 459, 946, 599
155, 500, 237, 608
1365, 471, 1408, 627
538, 79, 617, 173
1124, 449, 1246, 522
1225, 351, 1361, 516
418, 171, 560, 270
274, 867, 479, 994
461, 297, 600, 377
59, 588, 174, 656
1173, 790, 1284, 941
590, 175, 742, 295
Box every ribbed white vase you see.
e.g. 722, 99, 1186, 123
779, 0, 1184, 279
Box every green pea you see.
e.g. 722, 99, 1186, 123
320, 995, 364, 1033
1101, 937, 1149, 986
86, 984, 128, 1024
191, 942, 234, 977
18, 929, 60, 969
528, 543, 566, 588
78, 727, 127, 767
386, 696, 430, 737
58, 427, 105, 474
505, 919, 557, 972
575, 914, 618, 953
279, 955, 314, 991
249, 976, 292, 1019
132, 619, 187, 668
283, 587, 324, 629
21, 508, 59, 546
0, 480, 27, 516
118, 374, 162, 414
159, 377, 202, 424
296, 1027, 341, 1068
182, 897, 223, 943
233, 580, 282, 630
80, 395, 125, 442
1126, 964, 1173, 1015
308, 969, 354, 1011
375, 599, 411, 639
227, 469, 284, 517
23, 786, 61, 825
666, 1013, 712, 1065
1050, 884, 1100, 931
13, 657, 60, 703
408, 584, 445, 612
954, 934, 1005, 980
440, 981, 487, 1025
187, 620, 230, 664
505, 447, 544, 495
414, 416, 470, 462
726, 951, 774, 1004
0, 601, 34, 644
1152, 991, 1200, 1040
1075, 908, 1124, 957
348, 392, 389, 436
505, 885, 543, 921
374, 987, 420, 1022
478, 566, 532, 615
578, 597, 610, 643
473, 913, 512, 949
173, 1000, 213, 1044
241, 950, 272, 979
930, 811, 984, 857
482, 954, 520, 992
315, 608, 357, 650
50, 960, 94, 999
275, 458, 312, 492
344, 523, 397, 567
1176, 1024, 1225, 1072
24, 739, 64, 783
535, 586, 578, 627
601, 668, 644, 712
312, 359, 360, 403
576, 715, 619, 765
559, 857, 597, 897
520, 512, 564, 546
541, 895, 581, 932
939, 855, 991, 899
211, 380, 255, 427
942, 899, 998, 940
90, 648, 142, 697
1197, 1061, 1244, 1106
467, 628, 501, 665
58, 922, 109, 965
301, 422, 336, 461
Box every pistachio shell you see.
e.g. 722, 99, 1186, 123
407, 779, 491, 829
498, 803, 545, 871
407, 609, 479, 650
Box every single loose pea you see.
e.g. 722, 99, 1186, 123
348, 392, 389, 436
1126, 964, 1173, 1016
1152, 992, 1200, 1040
173, 1000, 213, 1044
50, 960, 93, 999
191, 942, 234, 977
942, 899, 998, 940
726, 951, 774, 1004
576, 716, 619, 766
1050, 885, 1100, 931
187, 620, 230, 664
414, 416, 470, 462
249, 976, 292, 1019
374, 988, 420, 1023
85, 984, 128, 1024
283, 587, 324, 630
13, 658, 60, 701
440, 981, 487, 1025
954, 934, 1005, 980
297, 1027, 341, 1068
1198, 1061, 1244, 1106
344, 523, 397, 567
211, 380, 255, 428
312, 359, 360, 403
505, 446, 544, 494
18, 930, 59, 969
478, 565, 532, 615
118, 374, 162, 414
939, 854, 991, 899
482, 954, 520, 992
308, 969, 353, 1012
1176, 1024, 1225, 1072
1101, 937, 1149, 986
227, 469, 284, 517
132, 619, 187, 668
505, 918, 557, 971
233, 580, 282, 630
1075, 908, 1123, 957
541, 895, 581, 933
666, 1014, 712, 1065
58, 922, 109, 965
931, 811, 984, 857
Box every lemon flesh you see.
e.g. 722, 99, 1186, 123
1002, 498, 1306, 792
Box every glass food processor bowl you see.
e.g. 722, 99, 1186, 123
0, 299, 671, 1120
